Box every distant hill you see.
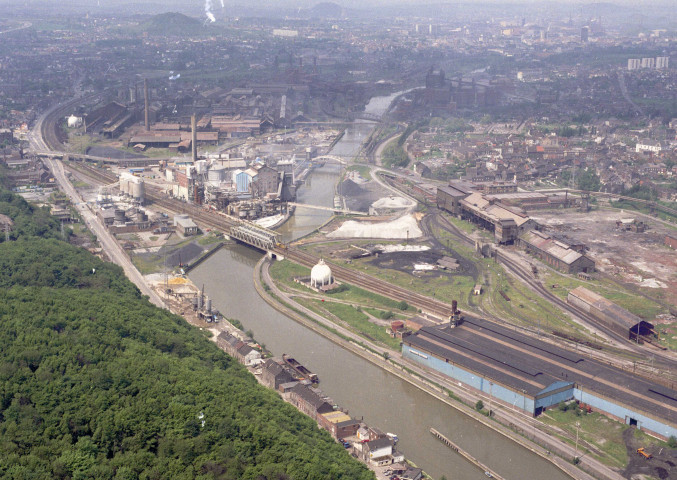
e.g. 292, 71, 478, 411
138, 12, 203, 35
305, 2, 345, 18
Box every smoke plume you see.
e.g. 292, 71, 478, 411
205, 0, 216, 23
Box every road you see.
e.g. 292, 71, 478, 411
43, 157, 166, 309
0, 21, 32, 35
617, 72, 645, 118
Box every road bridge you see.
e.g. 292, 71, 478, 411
311, 155, 348, 165
348, 112, 382, 122
286, 202, 367, 216
34, 151, 164, 167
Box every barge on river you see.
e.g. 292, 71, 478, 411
283, 354, 319, 383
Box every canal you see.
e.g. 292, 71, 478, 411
189, 92, 572, 480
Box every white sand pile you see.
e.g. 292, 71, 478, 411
328, 214, 422, 239
414, 264, 436, 271
376, 244, 430, 253
255, 214, 284, 228
639, 278, 667, 289
371, 196, 414, 209
347, 170, 368, 184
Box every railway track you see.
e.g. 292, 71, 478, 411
277, 248, 452, 318
65, 162, 456, 318
68, 162, 677, 372
428, 209, 677, 368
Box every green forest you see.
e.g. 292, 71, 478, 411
0, 185, 373, 480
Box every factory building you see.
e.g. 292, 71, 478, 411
437, 180, 533, 244
173, 214, 199, 236
519, 230, 595, 274
234, 169, 253, 193
567, 286, 654, 341
118, 172, 145, 204
402, 317, 677, 440
459, 192, 532, 243
84, 102, 137, 138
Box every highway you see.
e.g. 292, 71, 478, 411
43, 158, 166, 309
29, 97, 167, 309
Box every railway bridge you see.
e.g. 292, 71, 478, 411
227, 222, 284, 259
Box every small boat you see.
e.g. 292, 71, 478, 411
386, 432, 399, 443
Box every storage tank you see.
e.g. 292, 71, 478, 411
119, 177, 128, 196
131, 180, 145, 203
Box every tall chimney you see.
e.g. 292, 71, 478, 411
144, 79, 150, 131
191, 113, 197, 162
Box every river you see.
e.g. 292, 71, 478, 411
190, 92, 571, 480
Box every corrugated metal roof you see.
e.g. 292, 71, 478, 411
520, 230, 583, 264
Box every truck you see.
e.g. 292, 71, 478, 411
637, 447, 652, 459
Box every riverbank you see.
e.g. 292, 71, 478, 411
255, 255, 624, 480
156, 269, 420, 480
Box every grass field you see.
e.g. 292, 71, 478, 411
541, 408, 629, 469
542, 270, 666, 321
346, 164, 372, 181
300, 299, 401, 350
269, 260, 311, 291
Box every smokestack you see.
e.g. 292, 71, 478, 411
452, 300, 458, 314
144, 79, 150, 131
191, 114, 197, 162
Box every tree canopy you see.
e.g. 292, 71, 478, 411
0, 188, 373, 480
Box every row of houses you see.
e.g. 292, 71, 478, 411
213, 330, 420, 476
216, 331, 263, 366
257, 356, 419, 474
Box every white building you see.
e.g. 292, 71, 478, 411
310, 259, 333, 288
636, 140, 662, 154
641, 57, 656, 69
67, 115, 83, 128
656, 56, 670, 69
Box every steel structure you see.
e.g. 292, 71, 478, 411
229, 222, 280, 251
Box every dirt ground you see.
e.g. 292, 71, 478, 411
622, 428, 677, 479
530, 209, 677, 309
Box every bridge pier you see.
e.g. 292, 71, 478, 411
267, 251, 284, 261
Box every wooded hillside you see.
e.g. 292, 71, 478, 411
0, 186, 373, 480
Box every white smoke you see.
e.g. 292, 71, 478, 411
220, 0, 224, 8
205, 0, 216, 23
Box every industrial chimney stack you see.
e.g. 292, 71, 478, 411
144, 79, 150, 131
191, 114, 197, 162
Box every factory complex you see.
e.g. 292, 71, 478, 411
402, 316, 677, 440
